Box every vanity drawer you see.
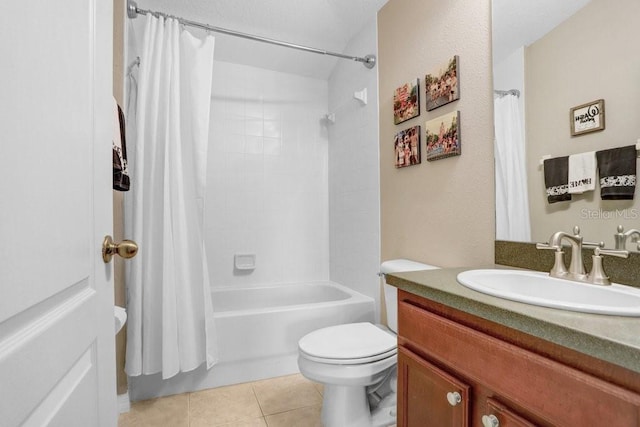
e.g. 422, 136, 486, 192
398, 300, 640, 426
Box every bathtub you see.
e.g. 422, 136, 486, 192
129, 281, 375, 401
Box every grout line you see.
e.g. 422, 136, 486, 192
261, 403, 323, 417
250, 381, 266, 417
187, 391, 191, 427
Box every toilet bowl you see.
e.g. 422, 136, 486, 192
297, 259, 439, 427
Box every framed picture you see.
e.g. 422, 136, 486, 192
425, 55, 460, 111
570, 99, 605, 136
425, 111, 460, 161
393, 79, 420, 125
394, 125, 421, 168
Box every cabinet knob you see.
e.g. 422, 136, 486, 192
446, 391, 462, 406
482, 414, 500, 427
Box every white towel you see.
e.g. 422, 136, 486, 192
568, 151, 596, 194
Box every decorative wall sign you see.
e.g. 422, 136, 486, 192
425, 111, 460, 161
425, 55, 460, 111
570, 99, 605, 136
394, 126, 421, 168
393, 79, 420, 125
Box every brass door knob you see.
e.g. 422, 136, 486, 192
102, 235, 138, 263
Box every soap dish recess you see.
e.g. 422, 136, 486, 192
235, 254, 256, 270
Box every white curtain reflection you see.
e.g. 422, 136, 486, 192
494, 93, 531, 241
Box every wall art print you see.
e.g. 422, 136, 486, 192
393, 79, 420, 125
425, 55, 459, 111
425, 111, 460, 161
570, 99, 605, 136
394, 125, 421, 168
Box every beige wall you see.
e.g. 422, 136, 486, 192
113, 0, 128, 396
378, 0, 495, 267
525, 0, 640, 248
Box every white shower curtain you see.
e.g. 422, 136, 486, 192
494, 94, 531, 242
125, 15, 218, 379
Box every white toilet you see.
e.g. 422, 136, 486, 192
297, 259, 439, 427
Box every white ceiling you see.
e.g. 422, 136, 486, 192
133, 0, 388, 79
492, 0, 592, 64
132, 1, 594, 79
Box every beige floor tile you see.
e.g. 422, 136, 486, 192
117, 393, 189, 427
252, 374, 323, 416
215, 418, 268, 427
312, 382, 323, 396
190, 383, 263, 427
264, 405, 322, 427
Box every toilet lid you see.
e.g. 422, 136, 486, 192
298, 322, 397, 364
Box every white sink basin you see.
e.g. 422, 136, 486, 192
457, 269, 640, 316
115, 306, 127, 334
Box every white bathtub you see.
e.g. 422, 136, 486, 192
129, 281, 375, 401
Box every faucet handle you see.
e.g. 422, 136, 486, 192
583, 240, 605, 249
536, 243, 569, 277
595, 247, 630, 258
587, 247, 629, 286
536, 242, 559, 250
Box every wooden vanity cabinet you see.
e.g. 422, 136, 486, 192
396, 290, 640, 427
398, 346, 470, 426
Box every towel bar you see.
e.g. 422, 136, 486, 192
539, 141, 640, 167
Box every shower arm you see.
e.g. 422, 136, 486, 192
126, 0, 376, 69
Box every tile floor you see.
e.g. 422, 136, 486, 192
118, 374, 324, 427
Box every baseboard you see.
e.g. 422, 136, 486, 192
118, 391, 131, 414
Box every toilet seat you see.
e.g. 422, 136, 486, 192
300, 347, 397, 365
298, 322, 397, 365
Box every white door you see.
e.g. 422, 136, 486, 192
0, 1, 116, 426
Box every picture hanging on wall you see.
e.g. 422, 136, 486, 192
425, 111, 460, 161
393, 79, 420, 125
570, 99, 605, 136
425, 55, 459, 111
394, 125, 421, 168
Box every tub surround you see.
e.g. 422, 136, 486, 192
385, 267, 640, 385
495, 240, 640, 288
328, 17, 381, 320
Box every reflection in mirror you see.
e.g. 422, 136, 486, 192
492, 0, 640, 251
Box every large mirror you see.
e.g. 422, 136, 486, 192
492, 0, 640, 251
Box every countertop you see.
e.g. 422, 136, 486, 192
386, 266, 640, 375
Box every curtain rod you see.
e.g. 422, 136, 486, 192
494, 89, 520, 98
126, 0, 376, 69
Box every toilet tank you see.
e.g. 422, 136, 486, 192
381, 259, 440, 333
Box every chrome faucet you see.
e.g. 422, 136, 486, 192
536, 226, 605, 283
614, 225, 640, 250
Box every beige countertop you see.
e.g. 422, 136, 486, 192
386, 266, 640, 375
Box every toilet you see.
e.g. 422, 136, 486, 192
297, 259, 439, 427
